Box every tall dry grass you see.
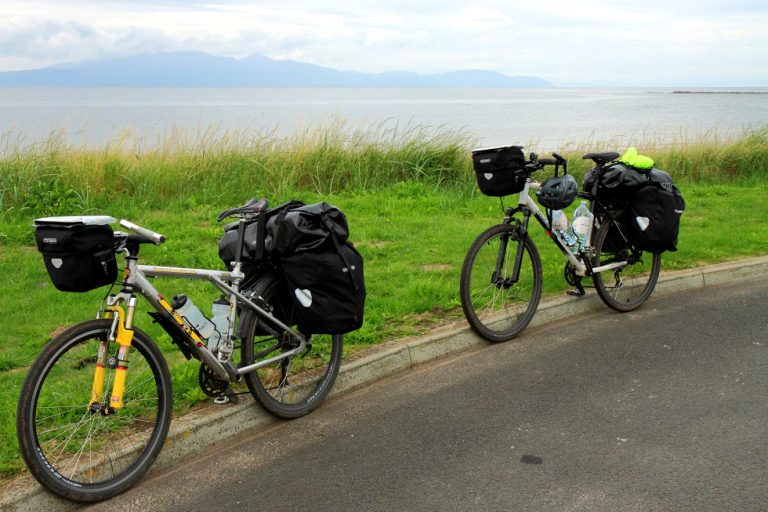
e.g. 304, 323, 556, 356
1, 122, 766, 216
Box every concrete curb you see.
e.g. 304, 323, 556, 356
3, 256, 768, 511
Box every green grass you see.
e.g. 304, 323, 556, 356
0, 124, 767, 479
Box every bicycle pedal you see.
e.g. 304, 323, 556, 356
566, 288, 586, 297
213, 388, 241, 405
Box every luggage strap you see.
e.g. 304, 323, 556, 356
321, 213, 362, 292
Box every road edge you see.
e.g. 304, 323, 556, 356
3, 255, 767, 511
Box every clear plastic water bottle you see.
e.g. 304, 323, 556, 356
552, 209, 576, 249
171, 294, 216, 342
571, 201, 593, 253
209, 298, 230, 352
553, 209, 578, 249
551, 209, 568, 232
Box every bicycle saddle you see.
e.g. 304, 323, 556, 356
583, 152, 620, 165
217, 198, 269, 221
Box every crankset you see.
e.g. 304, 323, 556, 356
563, 262, 586, 297
198, 364, 229, 398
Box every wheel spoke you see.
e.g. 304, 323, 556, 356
18, 320, 171, 500
242, 277, 342, 418
593, 215, 660, 312
460, 225, 542, 342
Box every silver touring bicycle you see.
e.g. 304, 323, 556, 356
17, 198, 364, 502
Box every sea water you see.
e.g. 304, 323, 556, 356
0, 87, 766, 152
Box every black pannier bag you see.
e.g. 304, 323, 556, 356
648, 168, 674, 191
471, 145, 527, 196
583, 163, 649, 199
626, 184, 686, 253
218, 221, 262, 268
264, 202, 348, 256
218, 200, 305, 269
282, 241, 365, 334
266, 202, 365, 334
34, 223, 117, 292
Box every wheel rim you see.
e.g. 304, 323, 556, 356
464, 230, 539, 337
29, 328, 165, 488
247, 331, 340, 410
594, 220, 660, 308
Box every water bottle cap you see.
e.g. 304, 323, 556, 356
171, 294, 188, 309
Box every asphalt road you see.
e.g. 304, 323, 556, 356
88, 277, 768, 512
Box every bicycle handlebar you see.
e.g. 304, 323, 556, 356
119, 219, 166, 245
527, 152, 568, 171
116, 197, 269, 248
552, 152, 566, 163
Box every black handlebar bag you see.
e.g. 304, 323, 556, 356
34, 223, 117, 292
471, 146, 527, 196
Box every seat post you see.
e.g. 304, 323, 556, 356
234, 217, 248, 266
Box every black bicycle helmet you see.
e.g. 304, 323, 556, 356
536, 174, 578, 210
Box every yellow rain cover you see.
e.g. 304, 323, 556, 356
619, 147, 654, 170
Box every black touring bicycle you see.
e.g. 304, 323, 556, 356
460, 146, 685, 342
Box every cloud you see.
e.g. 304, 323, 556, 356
0, 20, 95, 60
0, 0, 766, 85
0, 18, 185, 68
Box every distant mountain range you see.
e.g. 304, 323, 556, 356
0, 51, 553, 88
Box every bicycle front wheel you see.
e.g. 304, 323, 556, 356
17, 319, 172, 502
460, 224, 542, 342
242, 276, 343, 419
592, 214, 662, 312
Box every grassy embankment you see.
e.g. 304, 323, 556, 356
0, 125, 767, 477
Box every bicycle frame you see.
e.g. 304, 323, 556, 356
92, 249, 307, 412
501, 179, 630, 283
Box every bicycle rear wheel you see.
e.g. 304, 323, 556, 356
17, 320, 172, 502
592, 214, 661, 312
460, 223, 542, 342
242, 276, 343, 419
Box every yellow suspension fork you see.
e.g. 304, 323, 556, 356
91, 297, 137, 412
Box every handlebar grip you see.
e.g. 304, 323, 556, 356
538, 158, 557, 166
119, 219, 166, 245
552, 152, 567, 163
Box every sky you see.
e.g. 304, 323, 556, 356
1, 0, 767, 86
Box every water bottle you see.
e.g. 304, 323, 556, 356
209, 297, 230, 352
571, 201, 593, 253
553, 209, 578, 249
171, 294, 216, 343
551, 209, 568, 232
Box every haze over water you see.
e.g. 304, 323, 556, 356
1, 87, 766, 152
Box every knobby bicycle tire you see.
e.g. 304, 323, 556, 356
242, 275, 343, 419
460, 223, 543, 342
592, 214, 661, 312
17, 319, 172, 502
